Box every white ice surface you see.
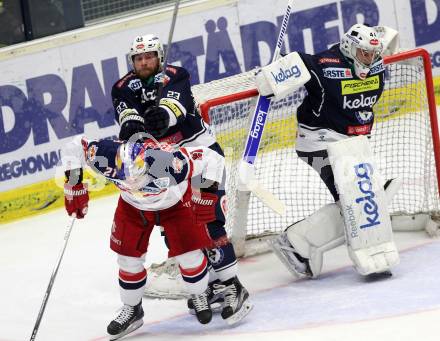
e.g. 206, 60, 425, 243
1, 193, 440, 341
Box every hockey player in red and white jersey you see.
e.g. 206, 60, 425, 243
255, 24, 402, 280
61, 135, 250, 340
111, 34, 252, 325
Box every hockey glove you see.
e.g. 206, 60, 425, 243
118, 109, 146, 141
191, 191, 218, 225
64, 183, 89, 219
144, 106, 170, 138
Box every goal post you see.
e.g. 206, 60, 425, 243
192, 48, 440, 257
383, 48, 440, 191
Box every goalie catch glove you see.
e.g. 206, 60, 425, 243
118, 109, 146, 141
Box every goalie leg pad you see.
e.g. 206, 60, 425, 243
270, 203, 345, 278
327, 136, 400, 276
270, 175, 402, 278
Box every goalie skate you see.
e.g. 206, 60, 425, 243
269, 233, 313, 279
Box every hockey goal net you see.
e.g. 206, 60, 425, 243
143, 48, 440, 299
191, 48, 440, 257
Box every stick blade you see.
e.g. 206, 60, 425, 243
247, 179, 286, 216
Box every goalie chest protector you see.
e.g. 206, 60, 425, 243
297, 44, 386, 139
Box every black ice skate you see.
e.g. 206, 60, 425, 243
189, 290, 213, 324
187, 279, 225, 314
220, 276, 253, 325
107, 301, 144, 340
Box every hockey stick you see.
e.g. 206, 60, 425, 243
29, 215, 76, 341
155, 0, 181, 105
237, 0, 294, 215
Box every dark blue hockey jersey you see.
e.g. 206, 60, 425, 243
295, 44, 386, 152
112, 65, 215, 147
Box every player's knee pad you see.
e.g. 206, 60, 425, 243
285, 203, 345, 277
175, 249, 206, 269
328, 136, 400, 276
176, 250, 209, 295
117, 254, 145, 273
117, 255, 147, 305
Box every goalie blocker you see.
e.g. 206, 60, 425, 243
255, 52, 311, 98
270, 136, 400, 278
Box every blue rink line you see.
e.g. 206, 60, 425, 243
139, 241, 440, 336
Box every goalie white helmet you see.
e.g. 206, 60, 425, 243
340, 24, 383, 79
128, 34, 164, 68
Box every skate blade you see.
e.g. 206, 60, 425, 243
268, 239, 307, 279
108, 319, 144, 340
364, 270, 393, 282
225, 301, 253, 325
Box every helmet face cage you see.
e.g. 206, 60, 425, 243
115, 143, 151, 191
128, 34, 164, 69
340, 24, 383, 78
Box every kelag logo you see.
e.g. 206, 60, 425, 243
250, 108, 268, 138
343, 94, 377, 109
270, 65, 301, 84
354, 162, 380, 229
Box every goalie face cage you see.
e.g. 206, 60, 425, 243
192, 48, 440, 257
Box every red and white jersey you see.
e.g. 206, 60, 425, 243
62, 137, 225, 211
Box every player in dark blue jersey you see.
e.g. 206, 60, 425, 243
256, 24, 402, 279
111, 34, 252, 326
112, 34, 215, 146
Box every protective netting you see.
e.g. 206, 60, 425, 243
191, 51, 440, 245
